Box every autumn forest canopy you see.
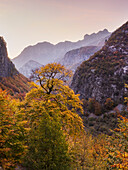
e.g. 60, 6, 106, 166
0, 63, 128, 169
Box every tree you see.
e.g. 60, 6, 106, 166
26, 63, 84, 137
87, 98, 102, 115
30, 62, 72, 95
23, 111, 70, 170
104, 98, 114, 110
69, 132, 108, 169
20, 63, 84, 168
0, 89, 27, 169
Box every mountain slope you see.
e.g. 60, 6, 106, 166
59, 46, 101, 72
12, 29, 111, 69
19, 60, 42, 78
0, 74, 29, 95
0, 37, 18, 77
71, 21, 128, 105
0, 37, 30, 96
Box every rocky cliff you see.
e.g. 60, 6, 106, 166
0, 37, 18, 77
71, 21, 128, 105
59, 46, 101, 72
0, 37, 30, 95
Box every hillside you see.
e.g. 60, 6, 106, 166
12, 29, 111, 69
0, 37, 30, 96
19, 60, 42, 78
0, 74, 30, 96
71, 21, 128, 105
59, 46, 101, 72
71, 21, 128, 135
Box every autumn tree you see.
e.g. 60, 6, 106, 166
87, 98, 102, 116
104, 98, 114, 110
0, 89, 27, 169
20, 63, 84, 168
30, 62, 72, 94
23, 110, 70, 170
106, 115, 128, 169
69, 132, 108, 169
27, 63, 84, 135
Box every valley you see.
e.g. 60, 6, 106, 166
0, 21, 128, 169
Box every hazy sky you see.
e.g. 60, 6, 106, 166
0, 0, 128, 59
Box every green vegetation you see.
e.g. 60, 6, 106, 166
24, 115, 70, 170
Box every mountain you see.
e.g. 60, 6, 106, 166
0, 37, 30, 96
71, 21, 128, 105
0, 37, 18, 77
59, 46, 101, 72
19, 60, 42, 78
12, 29, 111, 69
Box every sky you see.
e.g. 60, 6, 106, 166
0, 0, 128, 59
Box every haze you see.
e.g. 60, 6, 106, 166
0, 0, 128, 59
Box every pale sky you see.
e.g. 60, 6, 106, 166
0, 0, 128, 59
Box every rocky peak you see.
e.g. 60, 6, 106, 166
98, 29, 109, 34
0, 37, 18, 77
84, 29, 110, 40
71, 21, 128, 105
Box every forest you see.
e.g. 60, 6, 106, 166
0, 63, 128, 170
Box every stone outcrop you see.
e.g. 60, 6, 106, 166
0, 37, 30, 95
0, 37, 18, 77
71, 21, 128, 104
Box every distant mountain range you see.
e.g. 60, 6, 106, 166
12, 29, 111, 73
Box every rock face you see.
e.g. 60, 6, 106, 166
0, 37, 18, 77
71, 21, 128, 104
59, 46, 101, 72
12, 29, 111, 69
0, 37, 30, 95
19, 60, 42, 78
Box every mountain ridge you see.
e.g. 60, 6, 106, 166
12, 29, 111, 69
